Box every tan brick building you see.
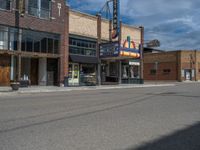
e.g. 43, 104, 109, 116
68, 10, 143, 86
144, 50, 200, 82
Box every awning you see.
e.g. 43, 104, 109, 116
69, 54, 98, 64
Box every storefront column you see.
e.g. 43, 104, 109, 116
119, 60, 122, 84
97, 60, 101, 85
139, 26, 144, 80
97, 14, 102, 85
39, 58, 47, 86
10, 56, 14, 80
17, 56, 21, 81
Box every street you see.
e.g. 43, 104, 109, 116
0, 83, 200, 150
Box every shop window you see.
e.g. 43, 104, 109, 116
69, 37, 97, 56
0, 26, 8, 50
28, 0, 51, 19
54, 40, 59, 54
9, 29, 18, 51
26, 38, 33, 52
21, 38, 26, 51
34, 40, 40, 52
0, 0, 10, 10
41, 38, 47, 53
150, 69, 156, 75
69, 38, 73, 45
48, 38, 53, 53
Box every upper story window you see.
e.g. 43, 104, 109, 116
21, 29, 60, 54
28, 0, 51, 19
0, 0, 10, 10
69, 37, 97, 57
0, 25, 18, 51
0, 26, 8, 50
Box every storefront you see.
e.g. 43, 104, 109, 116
68, 36, 98, 86
20, 57, 59, 86
100, 37, 142, 84
68, 62, 97, 86
0, 25, 60, 86
121, 59, 141, 84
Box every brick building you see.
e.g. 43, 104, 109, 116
68, 10, 143, 86
0, 0, 68, 86
0, 1, 143, 87
144, 50, 200, 82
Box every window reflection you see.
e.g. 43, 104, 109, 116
69, 37, 96, 56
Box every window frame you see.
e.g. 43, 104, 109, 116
28, 0, 51, 19
69, 37, 97, 57
0, 0, 11, 11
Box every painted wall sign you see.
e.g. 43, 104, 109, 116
112, 0, 120, 39
57, 3, 62, 17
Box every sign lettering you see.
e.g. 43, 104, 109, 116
112, 0, 120, 39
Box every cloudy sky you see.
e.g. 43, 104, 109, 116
68, 0, 200, 50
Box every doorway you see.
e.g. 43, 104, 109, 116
30, 58, 39, 85
0, 55, 10, 86
185, 69, 191, 81
47, 58, 58, 86
68, 63, 79, 86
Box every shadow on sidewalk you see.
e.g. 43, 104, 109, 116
125, 122, 200, 150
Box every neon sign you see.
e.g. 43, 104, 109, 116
112, 0, 120, 39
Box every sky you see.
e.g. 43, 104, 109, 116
68, 0, 200, 50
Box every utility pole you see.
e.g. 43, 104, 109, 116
139, 26, 144, 83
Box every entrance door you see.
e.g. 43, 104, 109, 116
68, 63, 79, 86
30, 58, 39, 85
185, 69, 191, 81
0, 55, 10, 86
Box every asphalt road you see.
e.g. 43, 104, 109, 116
0, 83, 200, 150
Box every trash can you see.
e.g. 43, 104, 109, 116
64, 76, 68, 87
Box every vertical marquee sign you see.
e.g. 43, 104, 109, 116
112, 0, 120, 39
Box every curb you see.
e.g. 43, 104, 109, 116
0, 84, 176, 96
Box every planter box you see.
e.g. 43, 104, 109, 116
10, 83, 20, 91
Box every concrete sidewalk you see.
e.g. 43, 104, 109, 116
0, 83, 177, 96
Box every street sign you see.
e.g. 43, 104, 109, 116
100, 42, 120, 58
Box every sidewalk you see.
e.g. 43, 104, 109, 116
0, 83, 177, 96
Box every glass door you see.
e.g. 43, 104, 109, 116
68, 63, 79, 86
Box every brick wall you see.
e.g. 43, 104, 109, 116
69, 9, 141, 44
144, 52, 178, 81
144, 50, 200, 81
180, 50, 200, 81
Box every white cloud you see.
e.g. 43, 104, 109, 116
69, 0, 200, 50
